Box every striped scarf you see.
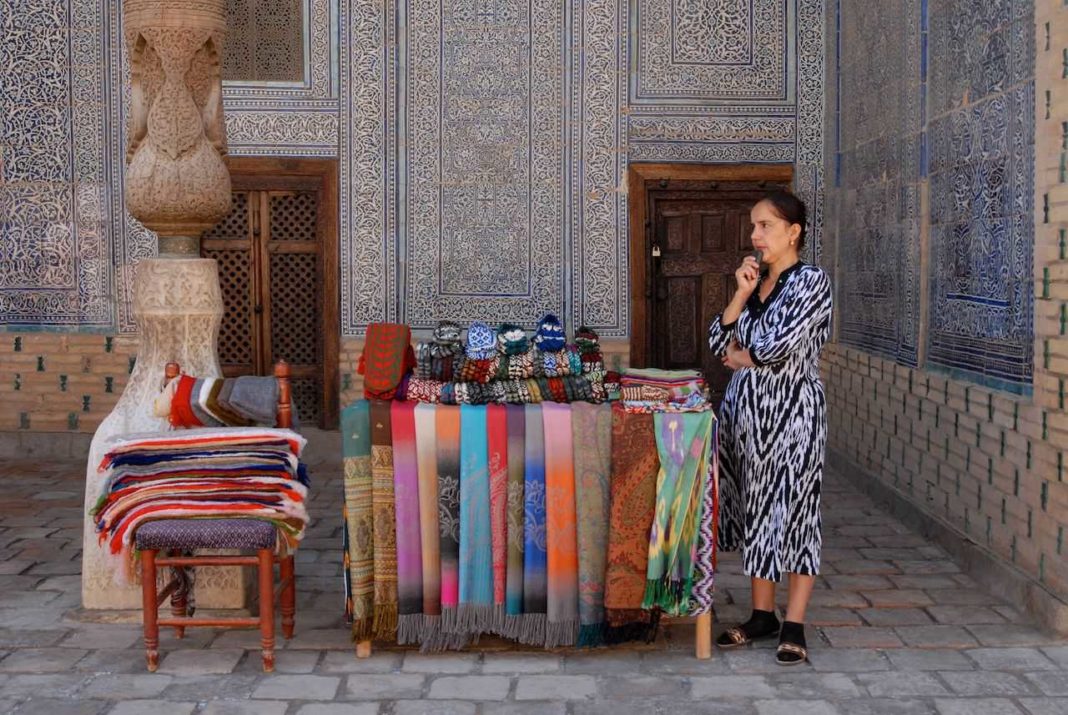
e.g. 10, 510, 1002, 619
391, 401, 423, 644
341, 401, 374, 640
486, 404, 510, 630
571, 402, 613, 646
370, 401, 398, 637
519, 404, 547, 645
456, 405, 494, 634
502, 405, 526, 638
542, 402, 579, 647
435, 405, 462, 634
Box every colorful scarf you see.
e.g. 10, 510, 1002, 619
414, 404, 443, 647
486, 404, 509, 630
604, 406, 660, 640
643, 412, 713, 616
391, 402, 423, 644
519, 404, 547, 645
370, 401, 398, 637
689, 422, 719, 616
457, 405, 494, 634
571, 402, 613, 646
541, 403, 578, 647
359, 323, 415, 400
342, 402, 374, 639
435, 405, 462, 634
502, 405, 526, 638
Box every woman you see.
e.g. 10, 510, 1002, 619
708, 190, 832, 665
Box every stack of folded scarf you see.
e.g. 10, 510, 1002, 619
90, 428, 311, 573
156, 374, 283, 428
620, 369, 710, 413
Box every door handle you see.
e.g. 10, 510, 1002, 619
254, 304, 263, 315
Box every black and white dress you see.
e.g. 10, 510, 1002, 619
708, 262, 833, 582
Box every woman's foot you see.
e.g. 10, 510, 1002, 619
776, 620, 808, 665
715, 609, 780, 649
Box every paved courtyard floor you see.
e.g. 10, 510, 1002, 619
1, 449, 1066, 715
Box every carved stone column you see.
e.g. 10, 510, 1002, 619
82, 0, 240, 609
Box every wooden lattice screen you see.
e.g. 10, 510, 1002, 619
202, 184, 329, 427
222, 0, 305, 83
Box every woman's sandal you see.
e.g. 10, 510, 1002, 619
775, 620, 809, 665
715, 611, 781, 650
775, 641, 808, 665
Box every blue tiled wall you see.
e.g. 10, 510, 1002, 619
829, 0, 1035, 393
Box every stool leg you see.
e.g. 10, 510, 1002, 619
258, 549, 276, 672
280, 555, 295, 639
169, 551, 186, 639
141, 550, 160, 672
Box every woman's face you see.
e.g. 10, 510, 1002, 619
749, 200, 801, 264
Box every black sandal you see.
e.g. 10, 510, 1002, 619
715, 609, 780, 649
775, 621, 808, 665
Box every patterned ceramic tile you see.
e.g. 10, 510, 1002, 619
832, 0, 923, 365
925, 0, 1034, 392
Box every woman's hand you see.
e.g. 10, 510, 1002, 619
720, 256, 761, 327
722, 339, 755, 371
734, 255, 761, 299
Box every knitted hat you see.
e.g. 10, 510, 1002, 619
534, 313, 565, 352
466, 321, 497, 360
497, 322, 529, 355
433, 320, 463, 345
574, 325, 600, 350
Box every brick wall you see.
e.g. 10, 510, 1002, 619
822, 0, 1068, 601
0, 333, 138, 435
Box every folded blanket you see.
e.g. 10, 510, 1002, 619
92, 428, 309, 582
229, 376, 280, 426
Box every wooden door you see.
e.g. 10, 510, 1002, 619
647, 182, 781, 404
201, 161, 338, 429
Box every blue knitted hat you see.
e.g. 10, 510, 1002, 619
534, 313, 565, 352
466, 321, 497, 360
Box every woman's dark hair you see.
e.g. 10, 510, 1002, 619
760, 190, 807, 250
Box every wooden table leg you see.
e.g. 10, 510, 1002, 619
356, 640, 372, 658
695, 612, 713, 659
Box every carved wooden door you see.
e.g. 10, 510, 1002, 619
202, 178, 336, 428
648, 183, 779, 405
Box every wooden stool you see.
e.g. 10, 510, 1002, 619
137, 518, 295, 672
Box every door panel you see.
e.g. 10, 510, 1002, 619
648, 182, 785, 405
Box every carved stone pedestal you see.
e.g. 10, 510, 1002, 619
81, 258, 247, 609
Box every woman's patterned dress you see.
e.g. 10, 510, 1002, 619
708, 262, 833, 582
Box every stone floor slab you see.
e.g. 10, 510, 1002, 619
933, 699, 1024, 715
107, 700, 197, 715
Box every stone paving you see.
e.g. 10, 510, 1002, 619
1, 450, 1066, 715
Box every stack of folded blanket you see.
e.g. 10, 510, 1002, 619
155, 374, 282, 428
620, 368, 711, 413
90, 428, 311, 570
